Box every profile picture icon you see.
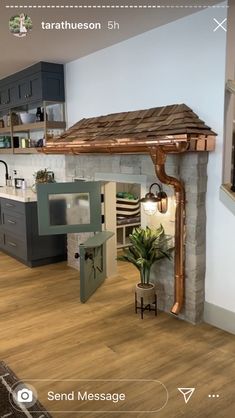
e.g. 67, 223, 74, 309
9, 13, 32, 37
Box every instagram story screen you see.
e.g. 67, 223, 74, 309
0, 1, 235, 418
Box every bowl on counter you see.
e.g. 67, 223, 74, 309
19, 112, 36, 124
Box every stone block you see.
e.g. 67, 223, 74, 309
186, 204, 206, 224
185, 287, 205, 304
186, 242, 206, 257
179, 152, 208, 167
185, 223, 206, 245
111, 156, 121, 173
185, 192, 206, 206
185, 252, 206, 273
185, 177, 208, 194
120, 155, 141, 174
185, 270, 206, 293
180, 165, 208, 184
140, 156, 155, 175
183, 301, 204, 324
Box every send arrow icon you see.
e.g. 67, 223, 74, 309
178, 388, 195, 404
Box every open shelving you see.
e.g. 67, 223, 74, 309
117, 221, 141, 249
0, 127, 12, 134
0, 101, 66, 154
0, 148, 13, 154
10, 121, 66, 133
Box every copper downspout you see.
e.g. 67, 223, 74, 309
150, 144, 187, 315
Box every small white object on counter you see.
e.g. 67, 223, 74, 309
22, 180, 27, 190
0, 186, 37, 202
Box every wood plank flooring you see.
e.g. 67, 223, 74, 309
0, 251, 235, 418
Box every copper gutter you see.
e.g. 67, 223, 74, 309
42, 135, 188, 153
150, 144, 187, 315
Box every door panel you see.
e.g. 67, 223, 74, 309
30, 75, 42, 101
79, 231, 114, 302
42, 72, 65, 101
37, 181, 114, 302
19, 78, 31, 101
80, 245, 105, 303
37, 181, 102, 235
9, 83, 20, 106
0, 87, 10, 107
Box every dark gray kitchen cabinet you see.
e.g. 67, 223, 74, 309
9, 83, 19, 105
18, 74, 42, 103
0, 86, 10, 107
0, 83, 21, 108
0, 197, 66, 267
0, 62, 65, 111
42, 72, 64, 102
18, 77, 31, 101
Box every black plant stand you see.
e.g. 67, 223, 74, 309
135, 293, 157, 319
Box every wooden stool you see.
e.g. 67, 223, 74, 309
135, 293, 157, 319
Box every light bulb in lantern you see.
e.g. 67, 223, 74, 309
139, 191, 159, 216
139, 183, 168, 216
142, 200, 158, 215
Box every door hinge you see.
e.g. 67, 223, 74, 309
101, 215, 105, 224
101, 193, 104, 203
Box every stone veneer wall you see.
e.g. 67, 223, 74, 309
155, 153, 208, 324
64, 152, 208, 324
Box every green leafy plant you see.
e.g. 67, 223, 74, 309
118, 225, 173, 287
34, 168, 54, 183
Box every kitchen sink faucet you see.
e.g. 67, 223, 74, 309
0, 160, 9, 185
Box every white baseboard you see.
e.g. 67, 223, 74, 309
204, 302, 235, 335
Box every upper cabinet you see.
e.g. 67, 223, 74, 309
0, 86, 11, 107
0, 62, 65, 111
18, 75, 41, 103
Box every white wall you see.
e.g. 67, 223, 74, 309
65, 4, 235, 314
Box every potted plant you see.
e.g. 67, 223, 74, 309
118, 225, 173, 304
32, 168, 55, 192
34, 168, 55, 183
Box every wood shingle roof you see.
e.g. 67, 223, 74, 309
44, 104, 216, 154
56, 104, 216, 143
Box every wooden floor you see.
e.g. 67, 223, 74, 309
0, 251, 235, 418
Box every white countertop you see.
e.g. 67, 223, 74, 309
0, 186, 37, 202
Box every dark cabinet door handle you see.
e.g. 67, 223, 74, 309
7, 241, 17, 247
7, 219, 16, 224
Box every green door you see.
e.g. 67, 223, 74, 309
37, 181, 114, 302
79, 231, 114, 302
37, 181, 102, 235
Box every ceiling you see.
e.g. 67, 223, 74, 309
0, 0, 224, 79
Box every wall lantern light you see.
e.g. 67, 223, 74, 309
139, 183, 168, 215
